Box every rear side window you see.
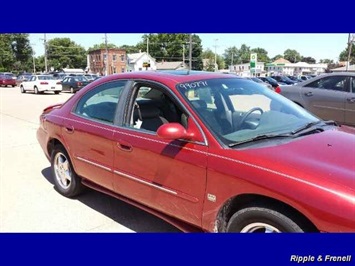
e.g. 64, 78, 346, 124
74, 81, 126, 124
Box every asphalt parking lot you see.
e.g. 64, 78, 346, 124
0, 87, 181, 232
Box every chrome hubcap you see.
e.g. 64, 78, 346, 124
241, 223, 281, 233
54, 152, 72, 189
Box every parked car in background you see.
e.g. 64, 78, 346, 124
37, 71, 355, 233
52, 72, 67, 80
16, 74, 32, 87
20, 75, 62, 94
61, 75, 90, 93
271, 75, 297, 85
84, 73, 100, 81
244, 77, 273, 90
0, 74, 17, 87
258, 76, 282, 92
0, 72, 16, 80
279, 72, 355, 126
287, 76, 303, 83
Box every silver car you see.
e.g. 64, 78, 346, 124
279, 72, 355, 126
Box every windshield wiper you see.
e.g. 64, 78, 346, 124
291, 120, 337, 135
228, 133, 292, 147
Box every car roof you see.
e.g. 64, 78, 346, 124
98, 70, 242, 84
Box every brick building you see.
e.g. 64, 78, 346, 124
88, 48, 126, 75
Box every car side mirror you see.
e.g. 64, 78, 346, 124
157, 123, 195, 141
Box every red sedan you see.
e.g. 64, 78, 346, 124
37, 71, 355, 233
0, 74, 16, 87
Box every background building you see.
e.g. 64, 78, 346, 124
88, 48, 126, 75
126, 52, 156, 72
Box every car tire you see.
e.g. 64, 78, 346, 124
34, 86, 39, 94
51, 145, 84, 198
70, 87, 74, 93
20, 86, 26, 93
12, 85, 15, 87
227, 205, 304, 233
54, 91, 60, 94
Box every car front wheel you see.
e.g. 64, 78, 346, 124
227, 206, 304, 233
20, 86, 26, 93
51, 145, 84, 198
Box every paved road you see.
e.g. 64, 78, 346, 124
0, 87, 181, 232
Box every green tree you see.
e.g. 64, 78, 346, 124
250, 47, 270, 63
271, 54, 283, 61
339, 43, 355, 64
238, 44, 251, 63
119, 44, 139, 54
301, 56, 316, 64
136, 34, 203, 70
0, 34, 33, 72
319, 59, 334, 64
202, 48, 224, 71
47, 38, 87, 70
283, 49, 302, 63
223, 46, 239, 67
88, 43, 118, 52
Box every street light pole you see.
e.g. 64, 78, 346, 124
346, 33, 354, 71
188, 34, 192, 74
214, 39, 218, 72
44, 34, 48, 73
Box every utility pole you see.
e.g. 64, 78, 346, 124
214, 39, 218, 72
146, 37, 149, 55
105, 33, 108, 76
44, 34, 48, 73
188, 34, 192, 74
182, 44, 185, 64
231, 53, 234, 72
346, 33, 354, 71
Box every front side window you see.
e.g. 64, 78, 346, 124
177, 78, 318, 145
125, 84, 186, 133
75, 81, 126, 124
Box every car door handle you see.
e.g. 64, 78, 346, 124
347, 97, 355, 103
64, 125, 74, 134
304, 92, 313, 97
117, 140, 132, 152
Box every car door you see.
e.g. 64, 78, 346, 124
345, 77, 355, 126
112, 81, 208, 226
61, 80, 127, 190
24, 76, 35, 91
62, 77, 69, 91
300, 75, 349, 123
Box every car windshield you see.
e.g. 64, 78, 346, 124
177, 78, 319, 146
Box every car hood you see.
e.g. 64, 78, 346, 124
241, 126, 355, 190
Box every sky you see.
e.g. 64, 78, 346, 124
29, 34, 350, 62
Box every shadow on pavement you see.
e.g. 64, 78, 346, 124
41, 167, 182, 233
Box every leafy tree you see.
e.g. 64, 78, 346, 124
119, 44, 139, 54
250, 47, 270, 63
301, 56, 316, 64
136, 34, 203, 70
223, 46, 239, 67
0, 34, 33, 72
88, 43, 118, 52
238, 44, 251, 63
319, 59, 334, 64
202, 48, 225, 71
283, 49, 302, 63
271, 54, 283, 61
339, 43, 355, 64
46, 38, 87, 70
